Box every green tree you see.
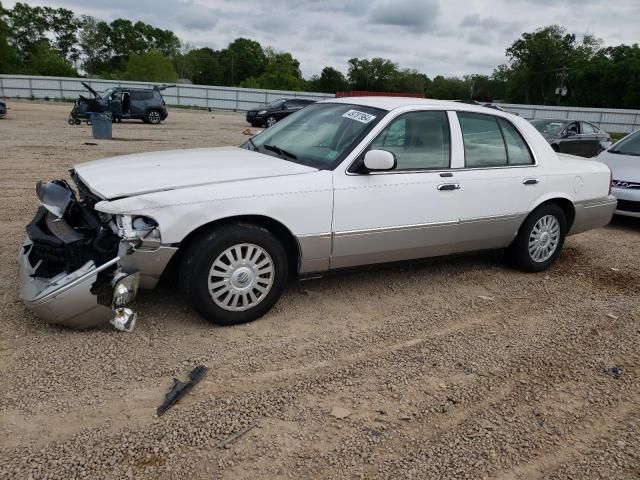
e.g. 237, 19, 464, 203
78, 16, 113, 75
240, 49, 304, 90
27, 40, 77, 76
178, 47, 223, 85
219, 38, 266, 85
347, 57, 399, 91
0, 2, 18, 72
124, 50, 177, 82
307, 66, 349, 93
7, 2, 79, 65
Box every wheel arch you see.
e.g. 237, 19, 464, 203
521, 196, 576, 233
169, 214, 301, 279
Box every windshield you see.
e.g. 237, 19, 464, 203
244, 103, 386, 169
530, 119, 566, 135
609, 130, 640, 156
267, 99, 286, 109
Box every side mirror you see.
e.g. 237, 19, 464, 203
282, 104, 287, 110
363, 149, 396, 171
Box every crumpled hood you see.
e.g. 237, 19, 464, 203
596, 150, 640, 183
74, 147, 317, 199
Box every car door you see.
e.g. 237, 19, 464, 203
281, 100, 302, 119
579, 121, 601, 157
130, 90, 151, 118
558, 122, 581, 155
449, 111, 544, 249
331, 110, 461, 269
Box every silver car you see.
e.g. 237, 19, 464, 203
596, 130, 640, 218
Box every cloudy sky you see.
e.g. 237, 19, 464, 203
5, 0, 640, 78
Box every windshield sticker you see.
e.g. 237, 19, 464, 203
342, 109, 376, 124
326, 150, 339, 160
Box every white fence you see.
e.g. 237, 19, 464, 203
495, 103, 640, 134
2, 75, 640, 132
0, 74, 333, 112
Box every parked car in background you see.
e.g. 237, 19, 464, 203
69, 82, 171, 125
246, 98, 315, 127
0, 99, 6, 118
20, 98, 615, 332
529, 119, 611, 157
596, 129, 640, 217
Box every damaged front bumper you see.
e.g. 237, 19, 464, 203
19, 236, 178, 331
19, 239, 127, 329
18, 176, 177, 331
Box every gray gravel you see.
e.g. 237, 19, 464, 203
0, 102, 639, 479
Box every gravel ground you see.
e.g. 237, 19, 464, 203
0, 101, 639, 480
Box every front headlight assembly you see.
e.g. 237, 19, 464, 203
115, 215, 161, 243
258, 109, 267, 115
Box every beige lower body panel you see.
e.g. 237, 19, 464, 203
569, 195, 617, 235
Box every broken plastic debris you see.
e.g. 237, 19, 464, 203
157, 365, 208, 416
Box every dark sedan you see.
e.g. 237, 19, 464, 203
529, 119, 612, 158
246, 98, 316, 127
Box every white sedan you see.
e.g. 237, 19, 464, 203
19, 98, 616, 331
596, 129, 640, 217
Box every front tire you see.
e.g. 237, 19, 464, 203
266, 116, 277, 128
180, 224, 289, 326
507, 204, 567, 272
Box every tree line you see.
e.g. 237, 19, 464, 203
1, 3, 639, 108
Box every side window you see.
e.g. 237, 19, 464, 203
566, 122, 579, 135
580, 122, 596, 134
369, 111, 450, 170
458, 112, 507, 167
130, 90, 153, 101
498, 118, 534, 165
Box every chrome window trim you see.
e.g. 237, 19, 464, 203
345, 109, 453, 175
343, 108, 538, 176
456, 110, 538, 168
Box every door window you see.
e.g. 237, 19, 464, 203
498, 118, 534, 165
369, 111, 450, 170
580, 122, 597, 134
458, 112, 507, 167
458, 112, 534, 167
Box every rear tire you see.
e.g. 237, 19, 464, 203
507, 204, 567, 272
145, 109, 162, 124
180, 224, 289, 326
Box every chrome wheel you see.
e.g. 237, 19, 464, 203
148, 111, 161, 124
208, 243, 275, 312
266, 116, 277, 127
528, 215, 560, 263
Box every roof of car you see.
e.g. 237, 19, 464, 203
320, 96, 513, 114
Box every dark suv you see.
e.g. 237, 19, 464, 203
246, 98, 315, 127
69, 82, 170, 125
0, 99, 6, 118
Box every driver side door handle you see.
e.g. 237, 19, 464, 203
437, 183, 461, 191
523, 178, 539, 185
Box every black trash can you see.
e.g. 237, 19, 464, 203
90, 112, 112, 140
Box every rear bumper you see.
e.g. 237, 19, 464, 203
569, 195, 617, 235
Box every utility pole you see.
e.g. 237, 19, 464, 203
555, 67, 569, 97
